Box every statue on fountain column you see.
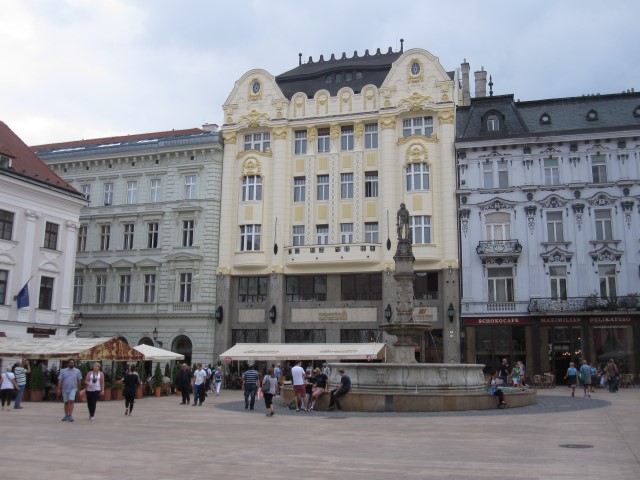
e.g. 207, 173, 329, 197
396, 203, 411, 242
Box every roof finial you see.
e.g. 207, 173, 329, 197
488, 75, 494, 97
400, 38, 404, 52
298, 53, 302, 66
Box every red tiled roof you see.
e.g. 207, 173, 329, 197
31, 128, 205, 150
0, 121, 76, 192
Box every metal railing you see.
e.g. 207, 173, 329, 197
529, 295, 640, 313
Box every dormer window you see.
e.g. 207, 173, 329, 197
586, 109, 598, 121
487, 114, 500, 132
539, 113, 551, 124
633, 105, 640, 118
0, 155, 10, 169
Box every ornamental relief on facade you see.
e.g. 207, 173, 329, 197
315, 91, 329, 116
338, 88, 353, 113
397, 133, 438, 146
587, 192, 617, 207
236, 148, 271, 162
479, 198, 516, 212
380, 114, 396, 130
404, 143, 429, 166
293, 94, 306, 118
398, 91, 434, 112
272, 126, 287, 140
240, 157, 262, 177
540, 195, 568, 209
362, 85, 377, 110
436, 109, 454, 124
238, 109, 270, 128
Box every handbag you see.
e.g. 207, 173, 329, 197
261, 377, 270, 393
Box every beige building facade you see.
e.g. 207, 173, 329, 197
216, 46, 461, 362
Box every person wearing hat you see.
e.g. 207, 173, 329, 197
308, 367, 328, 412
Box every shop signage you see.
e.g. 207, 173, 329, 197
464, 316, 533, 325
589, 316, 632, 325
539, 317, 582, 325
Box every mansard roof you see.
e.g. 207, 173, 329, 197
456, 91, 640, 142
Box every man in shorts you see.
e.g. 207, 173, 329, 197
57, 359, 82, 422
291, 360, 307, 411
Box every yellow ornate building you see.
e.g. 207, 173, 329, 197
216, 45, 461, 362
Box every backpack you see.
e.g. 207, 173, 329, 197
288, 400, 297, 410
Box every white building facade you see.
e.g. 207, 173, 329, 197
35, 127, 223, 364
456, 86, 640, 378
0, 121, 85, 338
216, 45, 461, 363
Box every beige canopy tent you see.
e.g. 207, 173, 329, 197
0, 337, 144, 361
218, 343, 391, 362
133, 344, 185, 361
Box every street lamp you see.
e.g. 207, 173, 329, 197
152, 327, 163, 347
384, 304, 392, 323
268, 305, 277, 324
447, 303, 455, 323
67, 312, 83, 335
215, 305, 224, 324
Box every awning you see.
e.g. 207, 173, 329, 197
133, 344, 185, 361
0, 337, 144, 361
218, 343, 391, 362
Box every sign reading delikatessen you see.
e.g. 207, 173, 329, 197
589, 316, 632, 325
464, 316, 534, 325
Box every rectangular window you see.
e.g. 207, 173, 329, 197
498, 160, 509, 188
340, 173, 354, 199
240, 225, 261, 251
123, 223, 135, 250
340, 126, 354, 151
294, 130, 307, 155
77, 225, 87, 252
365, 172, 378, 198
0, 210, 14, 240
341, 329, 381, 343
244, 132, 271, 152
594, 209, 613, 241
284, 329, 327, 343
488, 267, 514, 302
144, 274, 156, 303
232, 329, 269, 343
364, 123, 378, 149
483, 162, 494, 189
182, 220, 194, 247
316, 225, 329, 245
0, 270, 8, 305
119, 275, 131, 303
99, 224, 111, 251
44, 222, 59, 250
598, 264, 616, 298
147, 222, 159, 249
242, 175, 262, 201
406, 163, 430, 191
95, 275, 107, 304
341, 273, 382, 301
340, 223, 353, 244
591, 154, 608, 183
414, 272, 439, 300
317, 175, 329, 201
237, 276, 268, 302
411, 215, 432, 244
150, 179, 161, 203
549, 266, 567, 300
364, 222, 378, 243
126, 181, 137, 204
103, 183, 114, 206
544, 157, 560, 185
293, 177, 306, 203
179, 272, 192, 302
286, 275, 327, 301
546, 211, 564, 242
402, 116, 433, 137
73, 275, 83, 304
184, 175, 197, 200
317, 128, 330, 153
38, 276, 54, 310
292, 225, 305, 246
81, 184, 91, 202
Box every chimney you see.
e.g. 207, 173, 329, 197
202, 123, 219, 133
474, 67, 487, 98
461, 60, 471, 106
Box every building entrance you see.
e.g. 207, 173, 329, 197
548, 326, 582, 384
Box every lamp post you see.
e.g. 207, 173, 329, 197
152, 327, 163, 347
384, 304, 392, 323
447, 303, 455, 323
268, 305, 277, 324
67, 312, 83, 335
215, 305, 224, 324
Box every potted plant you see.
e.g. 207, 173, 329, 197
29, 363, 45, 402
136, 363, 146, 399
102, 382, 112, 401
112, 363, 124, 400
153, 363, 163, 397
172, 363, 181, 396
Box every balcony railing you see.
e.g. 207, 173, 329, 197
529, 295, 640, 313
462, 300, 530, 314
476, 240, 522, 258
285, 243, 381, 265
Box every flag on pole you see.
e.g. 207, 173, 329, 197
16, 281, 30, 309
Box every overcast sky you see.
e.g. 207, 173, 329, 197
1, 0, 638, 146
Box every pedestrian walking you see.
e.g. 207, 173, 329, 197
564, 362, 577, 397
579, 360, 592, 398
176, 364, 192, 405
261, 368, 277, 417
123, 364, 141, 416
192, 363, 207, 406
605, 359, 619, 392
57, 359, 82, 422
1, 366, 18, 410
213, 367, 223, 396
241, 364, 259, 410
12, 360, 30, 409
85, 362, 105, 420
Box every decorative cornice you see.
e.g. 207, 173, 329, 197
236, 149, 272, 162
397, 133, 438, 146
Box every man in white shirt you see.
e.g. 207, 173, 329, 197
291, 360, 307, 411
191, 364, 207, 406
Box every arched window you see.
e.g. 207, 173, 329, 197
138, 337, 153, 346
241, 175, 262, 201
487, 114, 500, 132
406, 163, 430, 191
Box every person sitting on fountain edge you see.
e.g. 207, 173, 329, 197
328, 368, 351, 411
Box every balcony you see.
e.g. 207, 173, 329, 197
285, 243, 381, 266
463, 300, 530, 314
476, 240, 522, 261
529, 295, 640, 313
